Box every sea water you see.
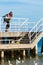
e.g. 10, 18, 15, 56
0, 55, 43, 65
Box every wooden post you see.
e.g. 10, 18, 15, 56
1, 50, 4, 59
35, 44, 38, 54
12, 50, 14, 58
1, 58, 4, 65
23, 50, 25, 57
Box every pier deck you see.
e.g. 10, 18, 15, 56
0, 32, 43, 50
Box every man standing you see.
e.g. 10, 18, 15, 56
3, 11, 13, 32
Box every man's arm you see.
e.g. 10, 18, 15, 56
3, 14, 8, 17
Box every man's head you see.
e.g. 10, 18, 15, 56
9, 11, 13, 17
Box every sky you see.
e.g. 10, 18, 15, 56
0, 0, 43, 22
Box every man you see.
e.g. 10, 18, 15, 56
3, 11, 13, 32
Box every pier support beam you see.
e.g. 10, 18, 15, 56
1, 50, 4, 59
23, 50, 25, 57
35, 44, 38, 54
1, 59, 4, 65
12, 50, 14, 58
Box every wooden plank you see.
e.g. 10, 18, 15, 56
0, 44, 34, 50
0, 32, 22, 37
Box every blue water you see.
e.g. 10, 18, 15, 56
37, 37, 43, 55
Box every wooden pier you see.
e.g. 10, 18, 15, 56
0, 32, 43, 58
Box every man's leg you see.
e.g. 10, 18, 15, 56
5, 23, 10, 32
